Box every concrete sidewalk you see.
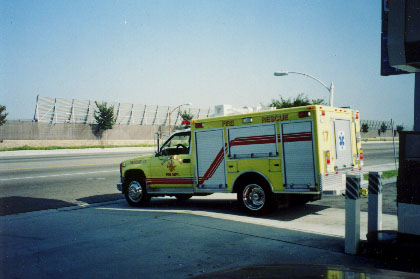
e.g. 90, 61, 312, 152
0, 196, 417, 279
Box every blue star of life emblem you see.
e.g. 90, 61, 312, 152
339, 135, 345, 147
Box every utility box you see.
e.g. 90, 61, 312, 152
397, 131, 420, 235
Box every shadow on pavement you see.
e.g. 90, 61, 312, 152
77, 193, 122, 204
123, 197, 331, 222
0, 196, 76, 216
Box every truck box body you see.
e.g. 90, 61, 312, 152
118, 105, 362, 213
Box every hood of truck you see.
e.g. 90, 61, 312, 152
124, 154, 153, 166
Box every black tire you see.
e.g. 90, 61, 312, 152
175, 194, 193, 201
237, 181, 275, 215
124, 176, 151, 207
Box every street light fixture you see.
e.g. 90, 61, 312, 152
169, 103, 192, 135
274, 71, 334, 107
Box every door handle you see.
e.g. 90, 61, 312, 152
182, 159, 191, 163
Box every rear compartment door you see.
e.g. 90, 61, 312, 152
333, 119, 353, 169
281, 121, 316, 190
195, 129, 227, 190
228, 123, 277, 159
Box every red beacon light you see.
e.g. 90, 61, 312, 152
298, 111, 311, 118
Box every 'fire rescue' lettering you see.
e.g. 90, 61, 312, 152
262, 114, 288, 123
222, 120, 234, 126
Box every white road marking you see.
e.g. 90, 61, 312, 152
0, 170, 118, 181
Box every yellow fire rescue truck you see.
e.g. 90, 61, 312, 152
117, 105, 363, 214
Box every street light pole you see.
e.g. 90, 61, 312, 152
274, 71, 334, 107
169, 103, 192, 135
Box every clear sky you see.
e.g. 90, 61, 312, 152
0, 0, 415, 127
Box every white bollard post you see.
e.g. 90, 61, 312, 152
368, 172, 383, 234
345, 174, 361, 255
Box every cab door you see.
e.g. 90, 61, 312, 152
149, 132, 194, 191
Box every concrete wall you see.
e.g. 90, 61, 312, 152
0, 121, 169, 147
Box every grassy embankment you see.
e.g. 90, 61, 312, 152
0, 144, 154, 152
363, 169, 398, 180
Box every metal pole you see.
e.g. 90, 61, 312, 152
152, 105, 158, 125
34, 94, 39, 122
169, 111, 172, 135
329, 82, 334, 107
85, 100, 91, 124
368, 172, 383, 234
415, 73, 420, 132
116, 103, 121, 124
391, 119, 398, 170
70, 99, 75, 123
53, 98, 57, 123
128, 103, 134, 125
345, 174, 361, 255
140, 105, 147, 125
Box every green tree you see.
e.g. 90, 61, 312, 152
269, 93, 327, 109
396, 125, 404, 134
361, 123, 369, 133
0, 105, 8, 126
380, 122, 387, 134
94, 102, 116, 131
179, 110, 194, 121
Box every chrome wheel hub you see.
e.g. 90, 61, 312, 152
128, 181, 143, 202
243, 184, 265, 211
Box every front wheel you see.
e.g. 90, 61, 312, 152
238, 183, 275, 215
124, 176, 151, 207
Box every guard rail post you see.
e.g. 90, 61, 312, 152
345, 174, 361, 255
368, 172, 383, 234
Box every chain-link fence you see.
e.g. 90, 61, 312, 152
360, 120, 393, 130
33, 95, 214, 126
33, 95, 405, 131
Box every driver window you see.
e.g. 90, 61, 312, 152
160, 133, 190, 156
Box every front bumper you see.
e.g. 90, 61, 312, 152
116, 182, 123, 192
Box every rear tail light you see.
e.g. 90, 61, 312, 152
359, 149, 364, 166
181, 120, 190, 126
325, 150, 332, 172
195, 123, 204, 128
298, 111, 311, 118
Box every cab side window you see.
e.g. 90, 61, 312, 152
160, 133, 190, 156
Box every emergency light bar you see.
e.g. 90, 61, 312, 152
298, 111, 311, 118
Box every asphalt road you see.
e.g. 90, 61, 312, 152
0, 142, 399, 216
0, 151, 149, 215
362, 142, 399, 166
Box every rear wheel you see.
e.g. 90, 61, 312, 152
124, 176, 151, 207
237, 182, 275, 215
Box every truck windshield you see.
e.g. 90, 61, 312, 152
160, 132, 191, 156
